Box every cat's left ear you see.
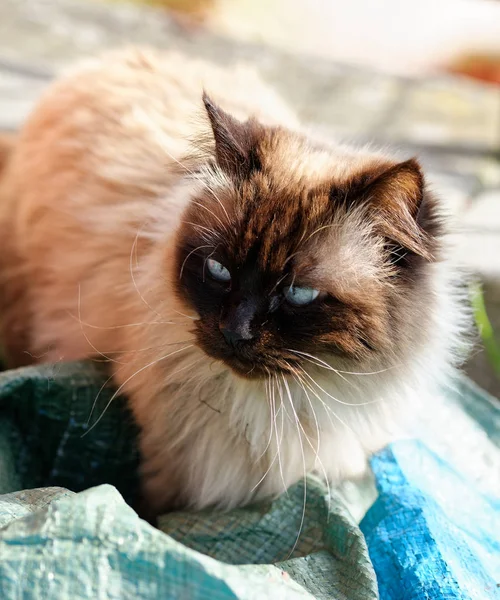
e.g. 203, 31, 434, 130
360, 158, 439, 261
203, 92, 261, 179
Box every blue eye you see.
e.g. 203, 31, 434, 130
284, 286, 320, 306
206, 258, 231, 282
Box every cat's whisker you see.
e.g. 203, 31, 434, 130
67, 313, 175, 330
91, 339, 196, 355
130, 223, 166, 321
86, 353, 203, 436
133, 228, 196, 324
286, 348, 354, 387
301, 223, 340, 245
337, 365, 399, 376
199, 181, 232, 228
164, 356, 206, 388
294, 366, 356, 435
300, 368, 379, 406
250, 376, 280, 493
82, 344, 193, 437
134, 234, 195, 323
157, 142, 232, 228
298, 375, 347, 433
187, 166, 232, 228
76, 284, 192, 360
182, 220, 222, 242
292, 369, 332, 510
250, 449, 279, 493
268, 273, 289, 296
388, 249, 408, 264
184, 230, 216, 246
276, 379, 286, 448
257, 373, 275, 461
179, 244, 215, 280
202, 248, 218, 283
286, 349, 338, 372
276, 376, 294, 424
281, 373, 307, 560
86, 366, 125, 427
275, 380, 289, 495
286, 348, 398, 377
189, 202, 228, 235
176, 153, 231, 225
282, 251, 302, 268
266, 378, 284, 451
198, 183, 232, 229
291, 371, 322, 463
162, 357, 207, 402
170, 307, 198, 321
77, 284, 125, 364
283, 370, 318, 457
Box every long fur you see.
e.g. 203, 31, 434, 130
0, 48, 469, 513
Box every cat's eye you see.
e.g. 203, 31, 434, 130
284, 286, 320, 306
206, 258, 231, 282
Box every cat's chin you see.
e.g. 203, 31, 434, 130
193, 333, 271, 379
217, 354, 298, 380
197, 341, 290, 380
223, 358, 269, 380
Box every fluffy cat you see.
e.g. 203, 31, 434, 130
0, 48, 467, 515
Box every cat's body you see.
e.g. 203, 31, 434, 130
0, 49, 466, 514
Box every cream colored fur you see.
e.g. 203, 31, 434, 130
0, 48, 467, 512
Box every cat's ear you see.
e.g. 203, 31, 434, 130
202, 92, 261, 179
359, 158, 438, 261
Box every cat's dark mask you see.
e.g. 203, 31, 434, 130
174, 94, 442, 378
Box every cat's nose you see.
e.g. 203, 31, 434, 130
220, 323, 253, 347
220, 295, 257, 347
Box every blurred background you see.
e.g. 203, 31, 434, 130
1, 0, 500, 394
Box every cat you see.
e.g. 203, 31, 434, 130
0, 48, 468, 515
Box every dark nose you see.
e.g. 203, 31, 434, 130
220, 295, 258, 347
220, 324, 252, 347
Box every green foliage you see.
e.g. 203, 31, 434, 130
470, 282, 500, 377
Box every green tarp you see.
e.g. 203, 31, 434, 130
0, 362, 378, 599
1, 361, 498, 599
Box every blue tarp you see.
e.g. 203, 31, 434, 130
362, 441, 500, 599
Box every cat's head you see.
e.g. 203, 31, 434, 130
173, 94, 443, 379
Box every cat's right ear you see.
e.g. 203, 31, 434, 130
202, 92, 261, 179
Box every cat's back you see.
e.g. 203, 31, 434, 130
9, 48, 296, 213
3, 47, 297, 289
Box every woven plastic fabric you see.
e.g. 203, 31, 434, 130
0, 362, 378, 600
0, 361, 499, 599
361, 377, 500, 600
361, 442, 500, 600
0, 362, 140, 503
0, 485, 317, 599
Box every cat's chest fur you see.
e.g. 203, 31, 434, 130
115, 340, 387, 511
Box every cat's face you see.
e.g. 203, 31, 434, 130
174, 95, 442, 378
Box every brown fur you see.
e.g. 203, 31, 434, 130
0, 49, 466, 514
177, 108, 440, 377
